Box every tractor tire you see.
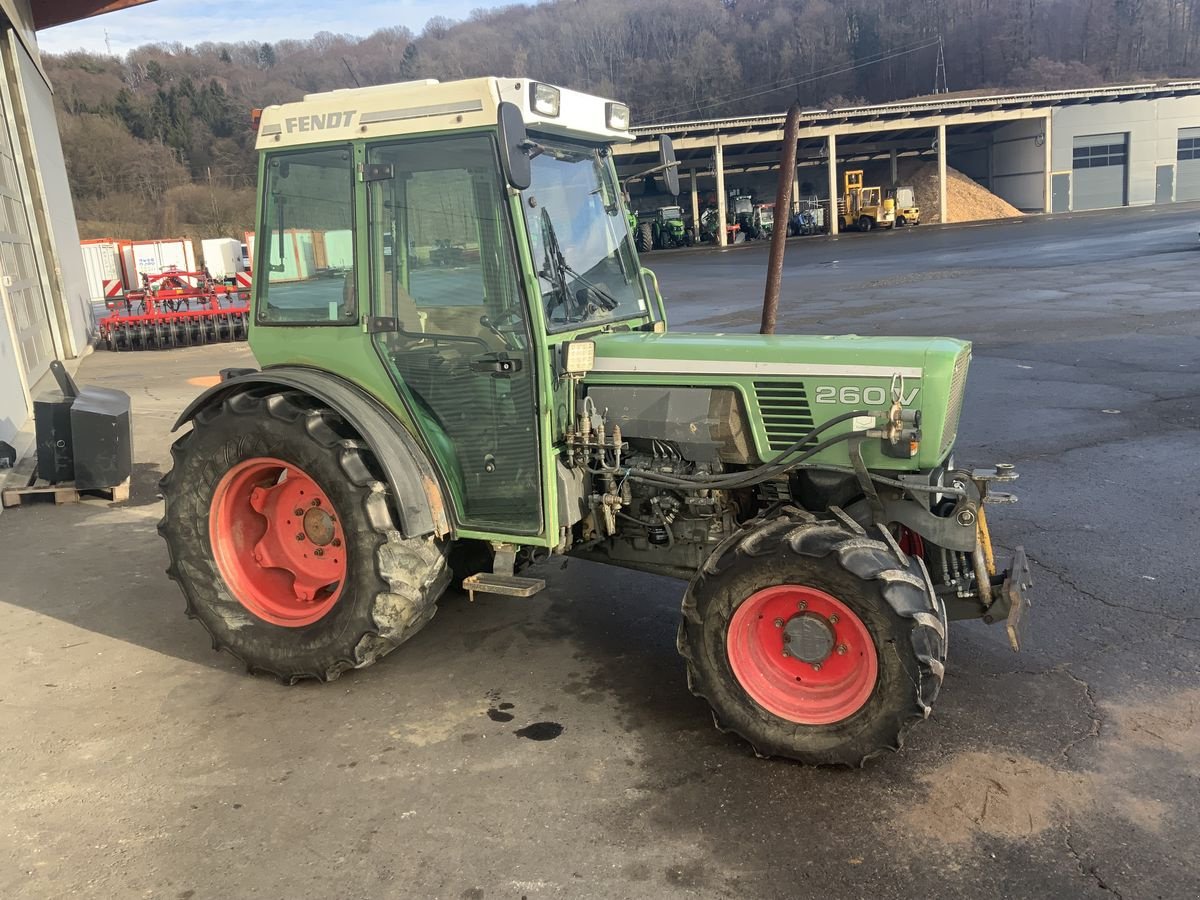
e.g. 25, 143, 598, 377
677, 510, 947, 766
636, 222, 654, 253
895, 215, 907, 227
158, 389, 450, 683
684, 231, 695, 247
858, 216, 874, 233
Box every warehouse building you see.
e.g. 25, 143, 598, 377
614, 82, 1200, 242
0, 1, 155, 448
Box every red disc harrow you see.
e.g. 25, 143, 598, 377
99, 268, 250, 351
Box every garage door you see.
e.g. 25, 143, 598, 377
1176, 127, 1200, 201
1072, 133, 1127, 211
0, 80, 53, 388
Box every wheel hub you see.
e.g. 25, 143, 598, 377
209, 457, 347, 627
303, 505, 336, 546
783, 613, 835, 664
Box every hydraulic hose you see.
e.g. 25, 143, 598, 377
591, 410, 872, 493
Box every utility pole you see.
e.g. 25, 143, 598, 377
761, 103, 802, 335
933, 36, 948, 94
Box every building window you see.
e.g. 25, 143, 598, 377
1178, 136, 1200, 161
1072, 144, 1127, 169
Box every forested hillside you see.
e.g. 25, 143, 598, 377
45, 0, 1200, 240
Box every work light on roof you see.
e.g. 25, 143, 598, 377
606, 102, 630, 132
530, 82, 561, 117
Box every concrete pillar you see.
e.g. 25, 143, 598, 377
1043, 113, 1053, 214
714, 138, 727, 247
826, 133, 839, 236
689, 170, 700, 242
937, 124, 948, 225
987, 137, 995, 190
889, 148, 899, 187
792, 169, 801, 215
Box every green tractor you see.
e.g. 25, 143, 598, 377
731, 194, 762, 240
635, 205, 692, 251
160, 77, 1031, 766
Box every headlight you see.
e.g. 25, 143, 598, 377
606, 101, 630, 131
530, 82, 561, 117
561, 340, 595, 375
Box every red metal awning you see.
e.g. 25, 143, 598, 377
33, 1, 157, 30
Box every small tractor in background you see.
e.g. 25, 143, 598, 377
700, 206, 742, 244
837, 170, 895, 232
788, 198, 827, 236
636, 205, 692, 251
754, 204, 775, 240
160, 76, 1031, 767
731, 194, 765, 240
890, 186, 921, 226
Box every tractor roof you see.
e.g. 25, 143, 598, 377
255, 77, 634, 151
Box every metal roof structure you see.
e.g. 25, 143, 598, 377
32, 1, 156, 31
631, 81, 1200, 138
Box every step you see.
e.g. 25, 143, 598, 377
461, 572, 546, 602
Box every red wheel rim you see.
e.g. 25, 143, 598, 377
208, 457, 346, 627
726, 585, 878, 725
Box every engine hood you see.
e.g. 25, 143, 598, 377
585, 331, 972, 470
589, 331, 968, 380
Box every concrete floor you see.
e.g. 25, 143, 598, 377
2, 205, 1199, 899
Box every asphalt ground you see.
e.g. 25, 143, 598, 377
2, 204, 1198, 899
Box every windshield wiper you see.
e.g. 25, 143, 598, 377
538, 208, 573, 318
559, 260, 618, 311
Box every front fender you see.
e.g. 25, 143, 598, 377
174, 367, 449, 539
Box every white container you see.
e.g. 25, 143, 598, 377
126, 238, 198, 288
79, 240, 128, 299
201, 238, 245, 280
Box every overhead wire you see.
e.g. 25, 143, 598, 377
640, 36, 943, 125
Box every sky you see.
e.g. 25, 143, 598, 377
37, 0, 514, 56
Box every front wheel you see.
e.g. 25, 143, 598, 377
858, 216, 874, 232
158, 389, 450, 682
678, 512, 947, 765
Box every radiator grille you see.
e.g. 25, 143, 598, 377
753, 381, 816, 452
940, 351, 971, 454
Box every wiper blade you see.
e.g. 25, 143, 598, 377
560, 262, 618, 311
538, 208, 572, 316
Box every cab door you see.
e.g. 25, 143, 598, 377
365, 135, 542, 535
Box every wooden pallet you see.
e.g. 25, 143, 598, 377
1, 455, 130, 508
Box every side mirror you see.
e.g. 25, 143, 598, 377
659, 134, 680, 196
498, 101, 532, 191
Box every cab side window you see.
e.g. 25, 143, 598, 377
258, 146, 355, 324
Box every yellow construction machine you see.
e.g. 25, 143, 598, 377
836, 170, 894, 232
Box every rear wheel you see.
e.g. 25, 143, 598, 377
678, 511, 947, 765
636, 222, 653, 253
158, 389, 450, 682
896, 215, 907, 227
858, 216, 874, 232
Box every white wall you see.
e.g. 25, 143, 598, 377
15, 38, 93, 353
989, 119, 1047, 211
1052, 96, 1200, 208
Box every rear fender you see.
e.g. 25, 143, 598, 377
173, 367, 449, 539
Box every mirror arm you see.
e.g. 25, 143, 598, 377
623, 161, 677, 189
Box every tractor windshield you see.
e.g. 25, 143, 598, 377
522, 141, 646, 333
